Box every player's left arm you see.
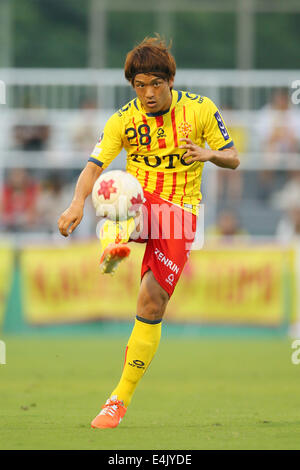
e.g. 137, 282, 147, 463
180, 97, 239, 169
179, 138, 240, 169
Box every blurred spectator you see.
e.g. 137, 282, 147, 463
273, 171, 300, 242
71, 99, 100, 152
13, 98, 50, 151
217, 107, 247, 203
254, 89, 300, 204
256, 88, 300, 159
14, 122, 50, 151
36, 172, 72, 234
0, 169, 39, 231
272, 170, 300, 210
276, 207, 300, 242
206, 210, 247, 243
217, 168, 244, 202
35, 171, 96, 237
256, 170, 278, 203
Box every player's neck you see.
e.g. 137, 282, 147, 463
163, 91, 173, 112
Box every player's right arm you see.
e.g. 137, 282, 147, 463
58, 162, 103, 237
58, 111, 124, 237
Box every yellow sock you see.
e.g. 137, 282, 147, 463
110, 316, 162, 407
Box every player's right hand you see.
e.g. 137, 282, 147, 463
58, 201, 84, 237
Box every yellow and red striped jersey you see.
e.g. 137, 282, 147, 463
89, 90, 233, 215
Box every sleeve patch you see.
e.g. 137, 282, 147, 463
92, 146, 102, 157
214, 111, 229, 141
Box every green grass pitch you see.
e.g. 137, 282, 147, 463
1, 334, 300, 450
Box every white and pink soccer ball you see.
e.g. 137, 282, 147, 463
92, 170, 144, 221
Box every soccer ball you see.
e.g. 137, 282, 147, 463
92, 170, 144, 221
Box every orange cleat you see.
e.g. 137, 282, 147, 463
99, 243, 130, 274
91, 396, 127, 429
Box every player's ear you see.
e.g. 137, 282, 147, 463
168, 77, 174, 90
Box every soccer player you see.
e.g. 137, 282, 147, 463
58, 36, 239, 429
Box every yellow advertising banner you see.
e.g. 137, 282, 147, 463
0, 245, 14, 326
21, 242, 295, 326
166, 246, 295, 326
21, 241, 143, 324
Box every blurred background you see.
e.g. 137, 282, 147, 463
0, 0, 300, 336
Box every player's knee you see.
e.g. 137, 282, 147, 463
141, 295, 168, 321
138, 271, 169, 321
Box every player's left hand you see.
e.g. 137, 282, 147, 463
179, 138, 213, 164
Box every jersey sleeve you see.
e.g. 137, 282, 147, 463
88, 112, 123, 170
202, 97, 234, 151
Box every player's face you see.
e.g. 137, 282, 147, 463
133, 74, 174, 113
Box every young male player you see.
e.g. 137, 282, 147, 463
58, 36, 239, 429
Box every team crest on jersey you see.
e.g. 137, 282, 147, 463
178, 121, 192, 138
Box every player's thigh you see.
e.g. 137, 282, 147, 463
139, 207, 197, 298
